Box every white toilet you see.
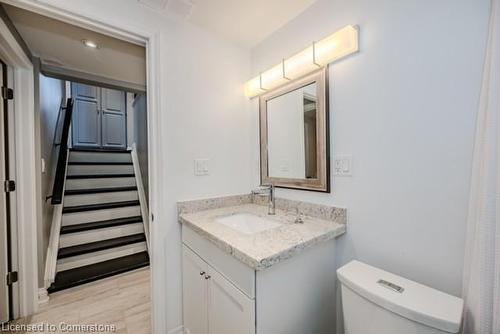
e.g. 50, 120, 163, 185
337, 261, 463, 334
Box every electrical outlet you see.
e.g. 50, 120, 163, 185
334, 155, 352, 176
194, 159, 209, 176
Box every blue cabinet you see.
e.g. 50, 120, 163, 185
72, 83, 126, 149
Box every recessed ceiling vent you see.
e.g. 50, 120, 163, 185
137, 0, 169, 11
166, 0, 195, 19
137, 0, 194, 19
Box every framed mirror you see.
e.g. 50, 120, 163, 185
259, 68, 329, 192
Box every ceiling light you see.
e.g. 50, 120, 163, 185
244, 25, 359, 98
82, 39, 98, 49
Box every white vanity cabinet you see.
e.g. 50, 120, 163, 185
182, 247, 209, 334
182, 246, 255, 334
182, 225, 337, 334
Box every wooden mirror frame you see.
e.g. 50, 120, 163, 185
259, 67, 330, 192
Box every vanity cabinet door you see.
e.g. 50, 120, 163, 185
183, 246, 209, 334
207, 268, 255, 334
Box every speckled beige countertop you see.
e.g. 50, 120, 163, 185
178, 195, 347, 270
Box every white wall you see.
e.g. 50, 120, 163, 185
28, 1, 253, 333
250, 0, 490, 302
34, 69, 65, 286
132, 93, 149, 202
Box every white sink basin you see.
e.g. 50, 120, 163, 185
215, 213, 282, 235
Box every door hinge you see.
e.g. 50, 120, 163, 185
4, 180, 15, 193
6, 271, 18, 285
1, 87, 13, 100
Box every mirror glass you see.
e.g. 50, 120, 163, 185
260, 68, 329, 192
267, 82, 317, 179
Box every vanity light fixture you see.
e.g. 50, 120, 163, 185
82, 39, 99, 49
244, 25, 359, 98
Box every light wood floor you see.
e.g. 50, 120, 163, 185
7, 268, 151, 334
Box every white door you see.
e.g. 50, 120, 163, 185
207, 267, 255, 334
0, 61, 10, 323
183, 246, 208, 334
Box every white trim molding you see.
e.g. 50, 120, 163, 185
43, 203, 63, 288
43, 148, 68, 288
0, 12, 38, 317
37, 288, 49, 306
15, 68, 38, 317
131, 143, 150, 252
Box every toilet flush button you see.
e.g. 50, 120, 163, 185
378, 279, 405, 293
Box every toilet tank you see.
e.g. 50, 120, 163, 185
337, 261, 463, 334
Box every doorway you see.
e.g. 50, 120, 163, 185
0, 1, 160, 331
71, 82, 127, 150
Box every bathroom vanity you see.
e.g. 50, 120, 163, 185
178, 195, 346, 334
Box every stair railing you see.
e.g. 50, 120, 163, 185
50, 97, 73, 204
44, 97, 73, 289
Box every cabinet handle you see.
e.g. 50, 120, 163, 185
204, 275, 211, 280
200, 271, 205, 276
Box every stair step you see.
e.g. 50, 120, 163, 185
70, 148, 130, 153
62, 206, 141, 227
59, 223, 144, 248
68, 162, 133, 165
58, 234, 146, 259
64, 190, 138, 207
48, 252, 149, 293
69, 151, 132, 164
65, 177, 136, 191
56, 242, 147, 272
65, 186, 138, 196
68, 165, 134, 176
63, 200, 140, 214
66, 174, 135, 179
61, 216, 143, 234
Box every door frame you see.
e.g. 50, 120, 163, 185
0, 1, 163, 332
0, 12, 37, 318
0, 60, 11, 323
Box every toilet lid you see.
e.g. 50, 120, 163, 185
337, 261, 463, 333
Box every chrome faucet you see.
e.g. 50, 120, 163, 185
252, 184, 275, 215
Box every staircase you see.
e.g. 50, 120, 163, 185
48, 148, 149, 293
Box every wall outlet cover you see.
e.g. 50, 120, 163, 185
334, 155, 352, 176
194, 159, 209, 176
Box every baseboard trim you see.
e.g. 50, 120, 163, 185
38, 288, 49, 305
167, 325, 184, 334
131, 143, 150, 253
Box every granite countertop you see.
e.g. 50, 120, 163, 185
178, 195, 346, 270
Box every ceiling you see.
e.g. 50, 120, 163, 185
3, 4, 146, 91
138, 0, 318, 48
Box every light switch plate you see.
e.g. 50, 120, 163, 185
194, 159, 209, 176
334, 155, 352, 176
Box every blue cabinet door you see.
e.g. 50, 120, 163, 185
72, 83, 101, 148
101, 88, 127, 149
71, 83, 127, 149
